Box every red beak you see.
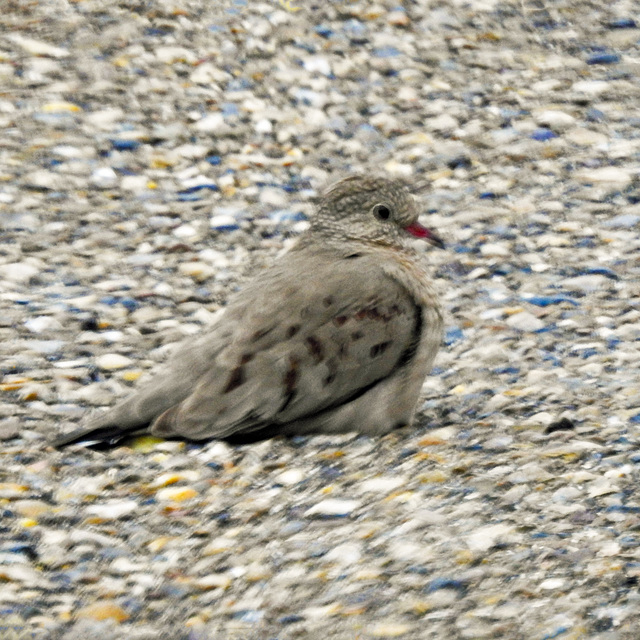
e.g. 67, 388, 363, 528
404, 221, 445, 249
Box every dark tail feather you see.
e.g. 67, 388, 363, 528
52, 425, 143, 448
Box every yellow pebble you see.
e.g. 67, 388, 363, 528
42, 101, 81, 113
121, 370, 143, 382
76, 601, 129, 622
130, 436, 165, 453
19, 518, 38, 528
156, 487, 198, 502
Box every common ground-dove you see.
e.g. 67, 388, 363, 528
54, 175, 445, 447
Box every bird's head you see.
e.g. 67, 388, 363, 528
312, 175, 444, 250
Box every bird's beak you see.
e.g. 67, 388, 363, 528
404, 221, 445, 249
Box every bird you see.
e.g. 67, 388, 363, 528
53, 174, 445, 447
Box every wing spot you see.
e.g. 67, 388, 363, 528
370, 341, 392, 358
240, 353, 254, 365
223, 366, 245, 393
283, 356, 299, 395
287, 324, 300, 338
324, 373, 336, 386
305, 335, 324, 363
251, 327, 272, 342
323, 295, 334, 307
351, 330, 364, 341
333, 315, 348, 327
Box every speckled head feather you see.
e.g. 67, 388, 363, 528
311, 174, 440, 249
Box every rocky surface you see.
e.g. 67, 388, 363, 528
1, 0, 640, 638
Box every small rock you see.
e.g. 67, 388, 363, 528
85, 500, 138, 519
75, 601, 129, 622
305, 499, 360, 517
506, 311, 544, 331
96, 354, 134, 370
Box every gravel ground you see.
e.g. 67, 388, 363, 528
1, 1, 640, 638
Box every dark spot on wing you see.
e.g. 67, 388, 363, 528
324, 372, 336, 386
351, 330, 364, 341
338, 343, 349, 359
305, 336, 324, 363
345, 253, 361, 259
396, 303, 423, 369
251, 327, 273, 342
287, 324, 300, 338
370, 340, 392, 358
240, 353, 254, 365
323, 296, 334, 307
333, 315, 348, 327
223, 366, 245, 393
283, 356, 299, 395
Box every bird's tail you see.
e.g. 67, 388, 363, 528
52, 423, 145, 448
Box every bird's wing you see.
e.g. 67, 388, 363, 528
151, 249, 425, 440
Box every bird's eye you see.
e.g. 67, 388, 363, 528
372, 204, 392, 221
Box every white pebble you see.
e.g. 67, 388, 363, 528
359, 476, 406, 493
91, 167, 118, 189
86, 499, 138, 519
575, 167, 632, 186
24, 316, 63, 333
96, 353, 134, 370
195, 113, 228, 133
0, 262, 40, 283
506, 311, 544, 331
534, 109, 575, 130
305, 499, 360, 517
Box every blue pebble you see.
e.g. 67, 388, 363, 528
178, 184, 219, 195
110, 139, 140, 151
221, 103, 239, 117
226, 78, 251, 91
120, 297, 138, 311
233, 610, 263, 623
426, 578, 467, 592
99, 295, 119, 306
314, 25, 333, 38
608, 18, 636, 29
373, 46, 401, 58
586, 107, 606, 122
524, 295, 579, 307
343, 19, 366, 37
494, 366, 520, 375
269, 210, 306, 224
177, 192, 203, 202
206, 155, 221, 165
279, 615, 305, 625
541, 626, 571, 640
582, 266, 618, 279
603, 213, 640, 228
531, 128, 557, 141
630, 413, 640, 424
587, 52, 620, 65
444, 326, 464, 345
479, 192, 497, 199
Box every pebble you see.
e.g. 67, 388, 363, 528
96, 354, 135, 370
75, 601, 129, 622
85, 500, 138, 519
505, 311, 544, 332
305, 499, 360, 518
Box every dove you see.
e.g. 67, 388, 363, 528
53, 175, 445, 447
